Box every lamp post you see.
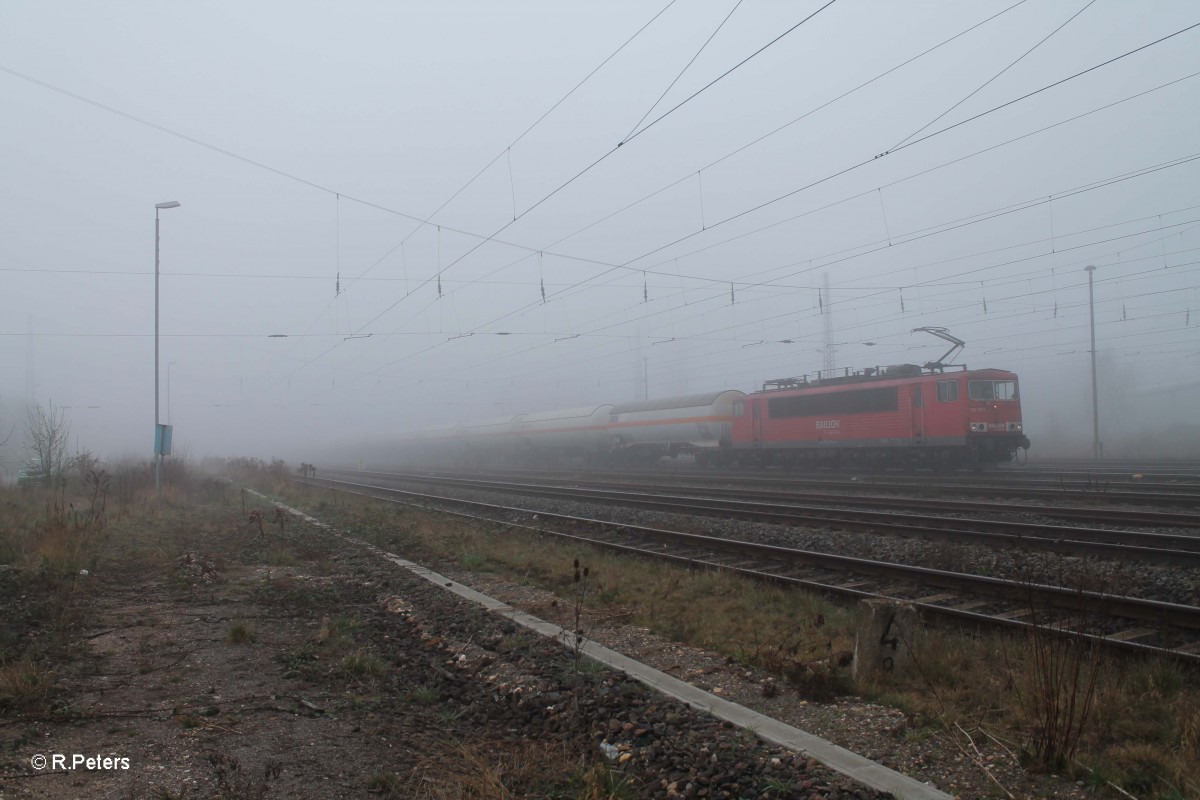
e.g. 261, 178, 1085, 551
155, 201, 181, 505
167, 362, 178, 425
1084, 265, 1100, 460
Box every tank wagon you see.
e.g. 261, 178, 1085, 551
402, 391, 745, 467
605, 390, 744, 461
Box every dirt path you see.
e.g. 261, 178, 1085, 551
0, 500, 883, 800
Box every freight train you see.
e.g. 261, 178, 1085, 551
401, 331, 1030, 470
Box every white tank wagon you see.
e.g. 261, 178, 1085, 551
395, 415, 520, 466
606, 390, 746, 461
512, 405, 614, 459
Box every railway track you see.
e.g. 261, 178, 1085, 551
321, 468, 1200, 565
461, 463, 1200, 508
411, 468, 1200, 529
302, 472, 1200, 663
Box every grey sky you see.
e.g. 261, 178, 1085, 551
2, 1, 1198, 463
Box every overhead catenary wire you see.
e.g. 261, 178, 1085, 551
615, 21, 1200, 276
324, 4, 1179, 358
621, 0, 745, 143
889, 0, 1097, 151
10, 7, 1196, 421
384, 210, 1200, 395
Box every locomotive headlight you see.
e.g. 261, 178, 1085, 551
969, 422, 987, 432
1007, 421, 1023, 432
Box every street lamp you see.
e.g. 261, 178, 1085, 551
167, 362, 178, 425
155, 201, 181, 505
1084, 265, 1100, 459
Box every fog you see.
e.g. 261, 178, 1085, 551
2, 1, 1198, 473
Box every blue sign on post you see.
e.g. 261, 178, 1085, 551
155, 424, 173, 456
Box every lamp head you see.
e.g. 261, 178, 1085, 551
155, 201, 181, 209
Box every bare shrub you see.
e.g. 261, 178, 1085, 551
1005, 571, 1106, 771
24, 403, 70, 488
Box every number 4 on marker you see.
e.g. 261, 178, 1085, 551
879, 613, 899, 651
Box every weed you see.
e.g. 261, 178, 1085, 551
365, 772, 400, 797
404, 683, 440, 705
569, 558, 590, 673
265, 547, 296, 567
346, 694, 380, 711
226, 621, 255, 645
340, 650, 385, 678
761, 776, 793, 796
433, 707, 465, 723
459, 552, 488, 571
152, 786, 187, 800
0, 658, 53, 711
1107, 743, 1176, 795
207, 751, 281, 800
314, 615, 358, 650
575, 763, 637, 800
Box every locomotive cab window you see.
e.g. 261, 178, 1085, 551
733, 399, 745, 417
936, 380, 959, 402
968, 380, 1018, 401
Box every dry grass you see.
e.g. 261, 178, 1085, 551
226, 620, 256, 644
402, 740, 590, 800
379, 510, 857, 687
0, 456, 227, 716
340, 649, 385, 678
0, 657, 54, 711
314, 615, 359, 649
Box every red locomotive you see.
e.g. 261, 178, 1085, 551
720, 363, 1028, 469
718, 328, 1028, 468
